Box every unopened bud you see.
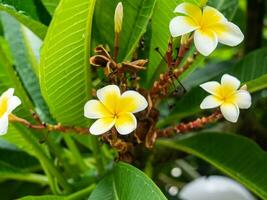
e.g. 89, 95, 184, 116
240, 84, 248, 91
114, 2, 123, 33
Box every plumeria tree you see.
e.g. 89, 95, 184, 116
0, 0, 266, 199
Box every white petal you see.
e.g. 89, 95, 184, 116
215, 22, 244, 46
84, 100, 112, 119
118, 91, 148, 113
200, 95, 222, 109
2, 88, 14, 99
174, 2, 202, 23
89, 117, 115, 135
236, 90, 252, 109
200, 81, 221, 95
221, 74, 240, 90
0, 114, 9, 135
115, 112, 137, 135
194, 29, 218, 56
170, 16, 198, 37
96, 85, 120, 113
220, 103, 240, 123
7, 96, 21, 113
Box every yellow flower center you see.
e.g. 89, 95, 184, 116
215, 84, 237, 104
0, 97, 8, 117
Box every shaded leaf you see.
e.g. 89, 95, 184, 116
41, 0, 60, 15
158, 132, 267, 199
0, 2, 47, 39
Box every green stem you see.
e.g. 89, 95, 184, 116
67, 184, 96, 200
64, 135, 87, 171
90, 137, 104, 176
1, 173, 48, 185
47, 136, 80, 179
15, 124, 72, 193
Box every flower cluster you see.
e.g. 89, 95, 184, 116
0, 2, 252, 144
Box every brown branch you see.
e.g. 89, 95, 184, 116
156, 111, 223, 138
9, 114, 89, 135
150, 57, 194, 102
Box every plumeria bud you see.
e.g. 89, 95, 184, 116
84, 85, 148, 135
240, 84, 248, 91
0, 88, 21, 135
114, 2, 123, 33
200, 74, 252, 123
170, 2, 244, 56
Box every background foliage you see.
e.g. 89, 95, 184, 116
0, 0, 266, 199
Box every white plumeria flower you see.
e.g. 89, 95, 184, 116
169, 2, 244, 56
180, 176, 255, 200
0, 88, 21, 135
84, 85, 148, 135
200, 74, 252, 123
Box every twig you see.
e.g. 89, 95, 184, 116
156, 111, 223, 138
9, 114, 89, 135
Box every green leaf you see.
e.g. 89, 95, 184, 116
21, 196, 65, 200
146, 0, 180, 85
157, 132, 267, 199
0, 160, 48, 185
40, 0, 96, 126
92, 0, 157, 62
208, 0, 239, 20
0, 37, 34, 115
231, 48, 267, 93
0, 2, 47, 39
1, 13, 53, 122
41, 0, 60, 15
0, 139, 39, 171
89, 162, 167, 200
246, 74, 267, 93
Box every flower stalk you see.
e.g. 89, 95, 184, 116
157, 111, 223, 138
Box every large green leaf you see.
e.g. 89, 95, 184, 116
89, 162, 167, 200
1, 13, 53, 122
157, 132, 267, 199
0, 2, 47, 39
92, 0, 157, 62
40, 0, 96, 126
